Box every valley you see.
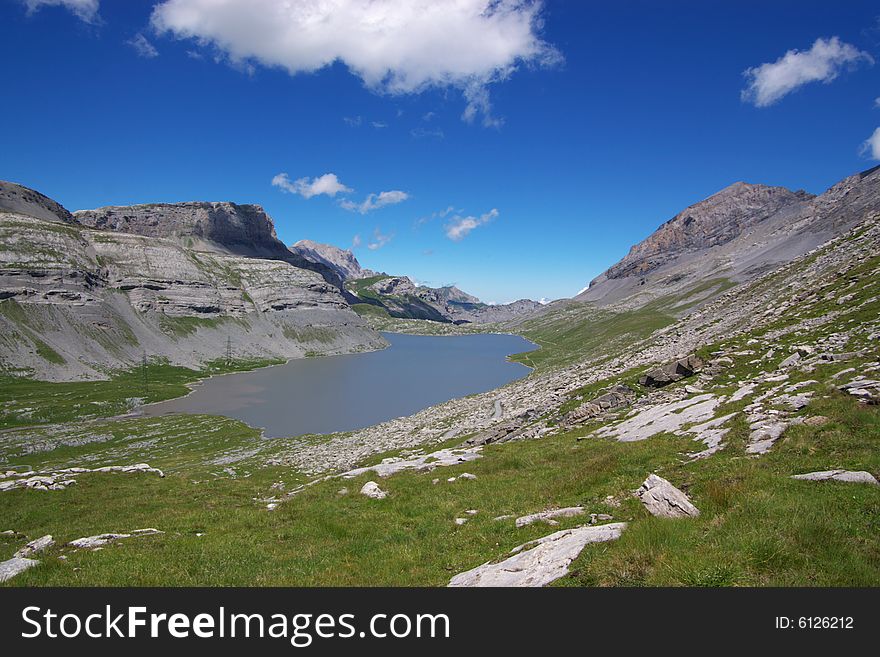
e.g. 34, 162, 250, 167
1, 166, 879, 587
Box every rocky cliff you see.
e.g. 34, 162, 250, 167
604, 182, 814, 280
289, 240, 373, 282
0, 183, 385, 381
73, 202, 345, 289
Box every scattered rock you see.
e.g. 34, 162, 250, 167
636, 474, 700, 518
779, 353, 802, 368
515, 507, 585, 528
638, 355, 703, 388
448, 523, 627, 587
359, 481, 387, 499
791, 470, 879, 486
0, 463, 164, 493
457, 473, 478, 481
68, 529, 163, 550
341, 446, 482, 479
565, 384, 635, 425
0, 557, 40, 583
454, 518, 468, 526
14, 535, 54, 558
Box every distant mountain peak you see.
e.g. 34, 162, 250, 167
289, 240, 369, 282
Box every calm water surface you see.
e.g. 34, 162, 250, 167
143, 332, 537, 437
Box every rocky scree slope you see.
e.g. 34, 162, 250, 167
0, 182, 385, 381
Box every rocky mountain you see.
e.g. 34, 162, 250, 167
0, 182, 385, 381
0, 181, 73, 224
347, 274, 542, 324
578, 165, 880, 309
73, 202, 345, 289
289, 240, 373, 282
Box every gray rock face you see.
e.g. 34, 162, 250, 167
448, 523, 627, 587
0, 184, 386, 380
71, 198, 345, 289
791, 470, 879, 486
75, 201, 286, 259
636, 474, 700, 518
0, 557, 40, 583
639, 354, 703, 387
603, 182, 814, 281
290, 240, 371, 282
577, 165, 880, 310
0, 180, 73, 223
349, 274, 542, 325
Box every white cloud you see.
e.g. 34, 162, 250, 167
742, 37, 874, 107
340, 190, 409, 214
128, 34, 159, 59
445, 208, 498, 241
151, 0, 560, 126
410, 127, 445, 139
367, 227, 393, 251
272, 172, 352, 199
352, 234, 362, 249
874, 97, 880, 109
415, 205, 455, 226
23, 0, 98, 22
860, 127, 880, 160
343, 116, 362, 127
371, 121, 388, 129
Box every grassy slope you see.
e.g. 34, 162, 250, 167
1, 247, 879, 586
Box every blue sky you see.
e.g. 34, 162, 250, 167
2, 1, 879, 303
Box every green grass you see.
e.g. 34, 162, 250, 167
1, 227, 878, 587
351, 303, 392, 318
157, 314, 240, 338
510, 305, 674, 369
0, 357, 283, 429
1, 386, 876, 586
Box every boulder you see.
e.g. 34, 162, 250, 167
14, 535, 54, 558
636, 474, 700, 518
791, 470, 879, 486
68, 529, 163, 550
0, 557, 40, 583
448, 523, 627, 587
565, 384, 635, 424
638, 355, 704, 388
359, 481, 387, 499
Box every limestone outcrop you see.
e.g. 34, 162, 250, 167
0, 182, 385, 380
636, 474, 700, 518
448, 523, 627, 587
